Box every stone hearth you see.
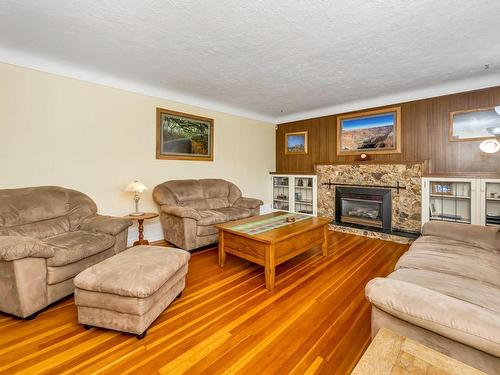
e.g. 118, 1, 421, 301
316, 162, 423, 240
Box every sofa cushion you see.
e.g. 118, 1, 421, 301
365, 277, 500, 357
422, 221, 500, 251
388, 268, 500, 314
180, 197, 229, 210
74, 246, 190, 298
197, 210, 227, 226
0, 236, 55, 261
45, 231, 115, 266
0, 186, 97, 238
47, 248, 115, 285
396, 235, 500, 287
214, 207, 252, 221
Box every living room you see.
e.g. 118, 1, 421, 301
0, 1, 499, 374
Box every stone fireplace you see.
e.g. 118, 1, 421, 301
316, 162, 423, 243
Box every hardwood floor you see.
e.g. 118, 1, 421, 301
0, 231, 408, 374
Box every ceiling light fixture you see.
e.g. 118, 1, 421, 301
479, 139, 500, 154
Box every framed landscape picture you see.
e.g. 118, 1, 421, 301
449, 107, 500, 141
285, 131, 308, 154
336, 107, 401, 155
156, 108, 214, 161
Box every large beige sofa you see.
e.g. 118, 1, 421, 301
153, 179, 263, 250
0, 186, 132, 319
366, 221, 500, 374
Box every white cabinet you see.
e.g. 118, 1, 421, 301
271, 174, 317, 216
422, 177, 500, 226
480, 179, 500, 226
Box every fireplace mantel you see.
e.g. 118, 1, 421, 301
315, 160, 426, 167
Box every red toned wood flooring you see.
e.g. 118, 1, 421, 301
0, 231, 407, 374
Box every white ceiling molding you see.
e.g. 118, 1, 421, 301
275, 73, 500, 124
0, 47, 276, 124
2, 47, 500, 126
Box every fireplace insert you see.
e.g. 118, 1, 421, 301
335, 186, 391, 230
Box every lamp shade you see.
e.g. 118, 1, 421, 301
125, 180, 147, 193
479, 139, 500, 154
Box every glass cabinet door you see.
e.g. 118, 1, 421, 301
485, 182, 500, 226
429, 181, 472, 224
272, 176, 289, 211
294, 177, 314, 215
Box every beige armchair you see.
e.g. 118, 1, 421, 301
0, 186, 132, 319
153, 179, 263, 250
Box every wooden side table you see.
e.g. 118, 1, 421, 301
123, 212, 159, 246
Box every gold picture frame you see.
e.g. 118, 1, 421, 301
449, 106, 500, 142
285, 131, 308, 155
336, 107, 401, 155
156, 108, 214, 161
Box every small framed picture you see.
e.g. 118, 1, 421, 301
285, 131, 308, 155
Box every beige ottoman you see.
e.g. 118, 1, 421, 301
74, 245, 190, 339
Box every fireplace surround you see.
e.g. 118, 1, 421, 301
335, 186, 391, 230
316, 162, 423, 243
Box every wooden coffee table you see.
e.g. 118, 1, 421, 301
352, 328, 486, 375
215, 212, 330, 291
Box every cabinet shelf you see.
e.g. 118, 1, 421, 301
271, 174, 317, 216
429, 194, 470, 200
430, 217, 471, 224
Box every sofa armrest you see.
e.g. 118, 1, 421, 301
161, 206, 201, 221
422, 221, 500, 251
365, 277, 500, 357
233, 197, 263, 210
0, 236, 54, 261
81, 215, 133, 236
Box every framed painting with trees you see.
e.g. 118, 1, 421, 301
156, 108, 214, 161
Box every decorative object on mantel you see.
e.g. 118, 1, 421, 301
322, 180, 406, 194
285, 131, 308, 155
449, 106, 500, 142
355, 153, 372, 161
125, 180, 148, 216
337, 107, 401, 155
156, 107, 214, 161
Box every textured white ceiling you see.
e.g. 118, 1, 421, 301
1, 0, 500, 123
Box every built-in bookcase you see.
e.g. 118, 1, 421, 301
422, 177, 500, 226
271, 174, 317, 216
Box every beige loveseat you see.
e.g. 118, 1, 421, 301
0, 186, 132, 319
366, 221, 500, 374
153, 179, 263, 250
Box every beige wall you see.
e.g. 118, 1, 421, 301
0, 63, 276, 242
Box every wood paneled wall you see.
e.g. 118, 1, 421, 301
276, 86, 500, 176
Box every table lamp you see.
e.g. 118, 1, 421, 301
125, 180, 147, 216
